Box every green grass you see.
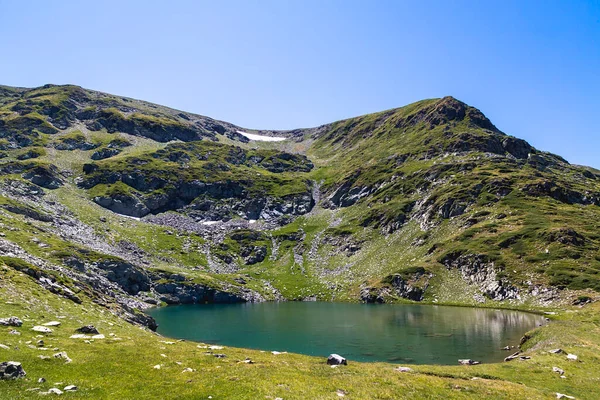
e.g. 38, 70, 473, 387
1, 264, 599, 399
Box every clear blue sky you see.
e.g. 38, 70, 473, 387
1, 0, 599, 168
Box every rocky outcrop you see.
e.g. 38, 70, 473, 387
361, 268, 431, 303
91, 181, 315, 221
94, 194, 149, 218
154, 280, 263, 305
545, 228, 586, 246
384, 273, 430, 301
522, 181, 600, 206
91, 147, 121, 160
95, 260, 151, 295
21, 165, 63, 189
440, 252, 519, 301
88, 109, 211, 142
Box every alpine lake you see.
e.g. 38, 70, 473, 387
147, 302, 545, 365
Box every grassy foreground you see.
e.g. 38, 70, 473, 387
1, 266, 598, 400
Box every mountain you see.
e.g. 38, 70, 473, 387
0, 84, 599, 399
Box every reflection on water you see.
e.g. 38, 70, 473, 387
147, 302, 544, 365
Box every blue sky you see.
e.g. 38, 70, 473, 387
1, 0, 599, 168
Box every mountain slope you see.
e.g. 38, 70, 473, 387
0, 84, 599, 308
0, 84, 599, 398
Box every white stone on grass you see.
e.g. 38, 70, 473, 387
32, 326, 52, 333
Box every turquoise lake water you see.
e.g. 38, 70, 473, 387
147, 302, 544, 365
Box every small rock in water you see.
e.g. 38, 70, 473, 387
64, 385, 77, 391
394, 366, 413, 372
0, 361, 26, 379
458, 359, 480, 365
566, 354, 578, 361
0, 317, 23, 327
76, 325, 99, 334
552, 367, 565, 376
32, 326, 52, 333
327, 354, 347, 366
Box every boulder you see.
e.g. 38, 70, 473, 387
76, 325, 99, 334
504, 351, 520, 362
64, 385, 77, 391
327, 354, 347, 366
0, 317, 22, 327
32, 326, 52, 333
552, 366, 565, 376
556, 394, 575, 399
458, 359, 480, 365
0, 361, 26, 379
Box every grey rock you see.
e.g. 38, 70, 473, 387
0, 361, 26, 379
504, 351, 520, 362
0, 316, 22, 327
76, 325, 99, 334
327, 354, 347, 366
458, 359, 480, 365
53, 352, 72, 363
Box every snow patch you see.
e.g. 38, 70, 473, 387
201, 221, 220, 226
114, 213, 141, 221
237, 131, 286, 142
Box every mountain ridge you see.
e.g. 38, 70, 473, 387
1, 83, 599, 399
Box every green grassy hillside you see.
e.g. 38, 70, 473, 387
0, 84, 599, 399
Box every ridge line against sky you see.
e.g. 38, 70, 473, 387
0, 0, 598, 168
